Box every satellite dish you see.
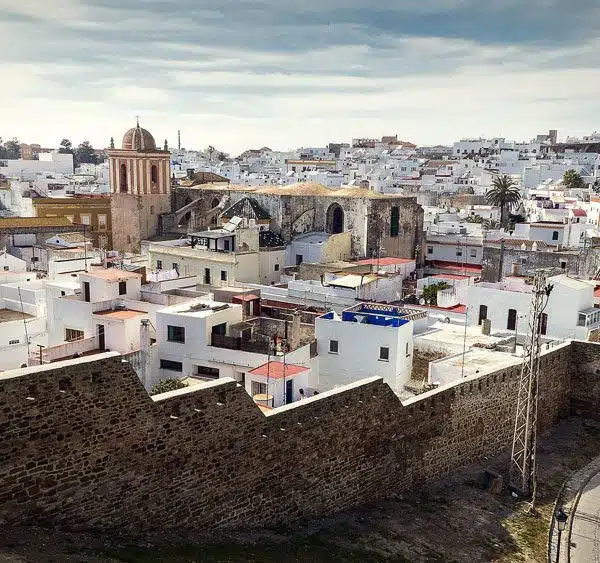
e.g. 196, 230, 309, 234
444, 317, 451, 323
419, 298, 426, 305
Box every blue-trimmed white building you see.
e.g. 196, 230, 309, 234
315, 303, 414, 394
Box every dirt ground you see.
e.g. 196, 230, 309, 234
1, 417, 599, 563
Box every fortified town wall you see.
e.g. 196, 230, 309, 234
0, 341, 589, 536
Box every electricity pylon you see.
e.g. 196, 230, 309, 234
509, 269, 554, 505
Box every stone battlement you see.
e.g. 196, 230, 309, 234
0, 342, 590, 536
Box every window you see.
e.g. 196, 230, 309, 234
150, 205, 155, 215
167, 325, 185, 343
172, 262, 179, 274
406, 342, 410, 357
221, 270, 227, 282
507, 308, 517, 331
470, 249, 477, 258
204, 267, 211, 285
296, 254, 303, 266
65, 328, 84, 342
329, 339, 338, 354
98, 214, 107, 230
251, 381, 267, 397
80, 214, 91, 226
127, 235, 131, 244
560, 260, 567, 269
118, 281, 127, 295
156, 259, 162, 270
539, 313, 548, 335
390, 206, 400, 237
196, 365, 219, 379
427, 246, 433, 255
9, 339, 19, 345
552, 231, 559, 241
160, 359, 182, 372
456, 249, 463, 256
274, 264, 280, 271
379, 347, 390, 361
224, 239, 230, 251
151, 164, 158, 184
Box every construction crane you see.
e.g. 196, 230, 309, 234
509, 269, 554, 506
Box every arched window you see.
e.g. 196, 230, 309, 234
326, 203, 344, 234
119, 164, 128, 193
390, 206, 400, 237
151, 164, 158, 184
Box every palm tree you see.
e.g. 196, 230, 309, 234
485, 175, 521, 227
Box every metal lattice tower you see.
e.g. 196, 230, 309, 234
509, 269, 553, 499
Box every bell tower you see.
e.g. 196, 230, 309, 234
108, 122, 171, 253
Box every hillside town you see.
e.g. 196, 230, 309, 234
0, 126, 599, 393
3, 124, 600, 560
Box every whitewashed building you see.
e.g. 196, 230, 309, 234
466, 274, 599, 340
315, 303, 414, 395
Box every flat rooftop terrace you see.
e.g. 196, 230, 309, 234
0, 309, 34, 323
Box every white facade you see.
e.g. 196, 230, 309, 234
315, 304, 414, 395
466, 275, 598, 340
0, 153, 74, 181
0, 251, 26, 272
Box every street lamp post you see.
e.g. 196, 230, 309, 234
555, 506, 568, 563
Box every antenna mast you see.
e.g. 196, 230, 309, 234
509, 269, 553, 506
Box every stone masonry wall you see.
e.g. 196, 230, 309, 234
0, 343, 582, 537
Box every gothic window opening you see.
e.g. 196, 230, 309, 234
151, 164, 158, 184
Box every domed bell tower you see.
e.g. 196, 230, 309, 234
108, 121, 171, 253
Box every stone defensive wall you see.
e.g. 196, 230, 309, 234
0, 341, 590, 536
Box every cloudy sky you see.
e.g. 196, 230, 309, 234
1, 0, 600, 154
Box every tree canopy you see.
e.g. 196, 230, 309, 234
150, 378, 188, 396
422, 282, 449, 306
58, 139, 73, 154
485, 175, 521, 227
75, 141, 100, 165
563, 169, 586, 191
0, 138, 20, 159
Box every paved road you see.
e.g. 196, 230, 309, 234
570, 472, 600, 562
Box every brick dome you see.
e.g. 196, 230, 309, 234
122, 125, 156, 151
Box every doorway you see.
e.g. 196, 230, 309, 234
97, 324, 105, 350
478, 304, 488, 326
507, 308, 517, 331
285, 380, 293, 404
83, 281, 90, 303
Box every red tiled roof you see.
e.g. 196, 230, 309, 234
358, 257, 415, 266
594, 288, 600, 298
232, 294, 259, 302
572, 209, 587, 217
432, 274, 470, 281
432, 261, 482, 274
249, 361, 308, 379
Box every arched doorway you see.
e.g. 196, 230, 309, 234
326, 203, 344, 234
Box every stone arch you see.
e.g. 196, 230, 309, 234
326, 202, 344, 234
119, 163, 128, 193
151, 164, 158, 184
179, 196, 192, 228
